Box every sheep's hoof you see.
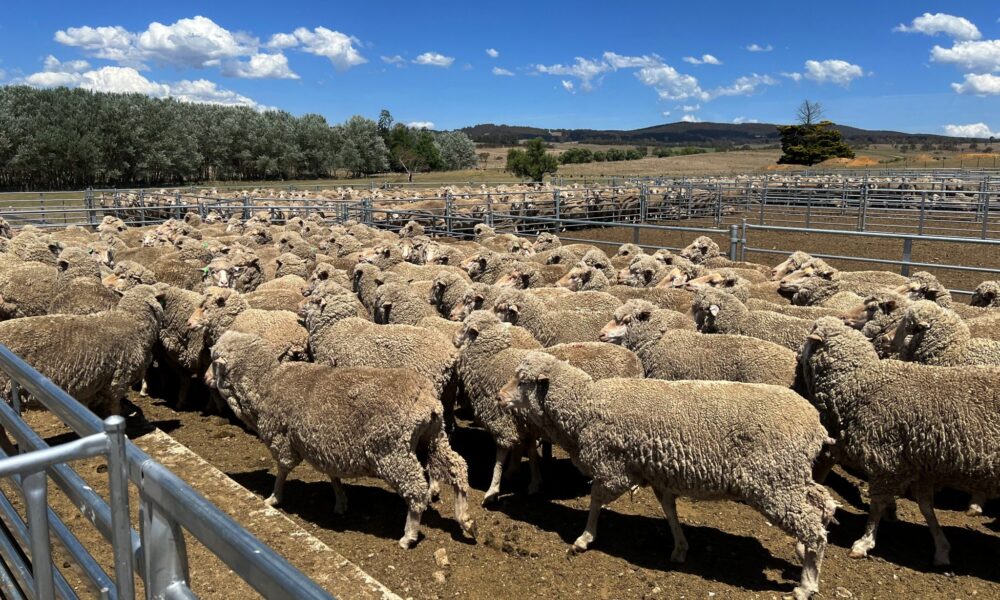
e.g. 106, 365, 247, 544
482, 491, 500, 507
932, 553, 951, 568
264, 495, 281, 508
569, 537, 591, 554
527, 481, 541, 495
966, 504, 983, 517
398, 536, 417, 550
669, 546, 688, 563
791, 585, 816, 600
462, 520, 478, 540
848, 546, 868, 559
333, 502, 348, 515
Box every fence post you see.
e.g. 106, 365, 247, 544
444, 193, 453, 235
639, 184, 648, 225
485, 193, 494, 227
553, 188, 561, 232
901, 238, 913, 276
104, 416, 135, 599
805, 194, 812, 229
728, 224, 739, 261
759, 176, 769, 225
858, 172, 869, 231
24, 469, 54, 600
39, 193, 47, 226
982, 176, 991, 239
242, 193, 250, 221
85, 188, 96, 228
714, 182, 723, 227
140, 491, 190, 599
174, 192, 182, 220
740, 218, 748, 261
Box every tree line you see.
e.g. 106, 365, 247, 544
0, 86, 479, 190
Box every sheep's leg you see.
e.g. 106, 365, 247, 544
139, 378, 149, 397
526, 440, 542, 495
571, 481, 622, 553
265, 466, 291, 507
265, 436, 300, 508
330, 478, 348, 515
175, 377, 192, 410
483, 446, 509, 505
914, 487, 951, 566
967, 493, 986, 517
849, 492, 892, 559
374, 451, 430, 549
426, 430, 476, 539
652, 488, 688, 563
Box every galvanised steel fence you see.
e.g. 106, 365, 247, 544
0, 343, 333, 600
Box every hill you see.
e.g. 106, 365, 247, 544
459, 122, 981, 147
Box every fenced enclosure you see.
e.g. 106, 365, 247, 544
0, 343, 333, 599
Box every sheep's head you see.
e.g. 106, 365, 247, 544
449, 286, 487, 321
306, 263, 338, 294
509, 239, 535, 257
0, 218, 12, 240
779, 259, 838, 297
116, 285, 164, 326
894, 271, 949, 306
274, 253, 309, 279
360, 243, 397, 268
690, 288, 732, 332
498, 352, 561, 412
208, 331, 269, 413
683, 270, 745, 297
351, 263, 382, 294
556, 264, 595, 291
453, 310, 503, 348
771, 251, 813, 281
619, 255, 661, 288
650, 249, 676, 266
188, 286, 245, 337
679, 236, 720, 264
461, 254, 489, 280
842, 293, 903, 330
492, 289, 522, 325
533, 232, 560, 251
399, 220, 425, 238
495, 265, 535, 289
616, 243, 641, 258
599, 300, 655, 344
103, 260, 156, 293
891, 300, 943, 354
473, 223, 495, 241
971, 280, 1000, 308
656, 257, 701, 289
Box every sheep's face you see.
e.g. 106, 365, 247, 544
771, 252, 811, 281
423, 243, 445, 265
449, 290, 484, 321
616, 244, 639, 258
679, 237, 717, 264
473, 224, 494, 240
971, 282, 1000, 308
657, 265, 694, 288
650, 249, 675, 266
777, 264, 833, 296
690, 296, 722, 332
894, 273, 944, 304
891, 302, 936, 353
581, 252, 610, 275
556, 265, 591, 291
492, 298, 520, 325
495, 269, 530, 289
461, 255, 488, 280
598, 307, 638, 344
498, 353, 557, 414
533, 233, 560, 251
621, 261, 658, 288
683, 272, 740, 295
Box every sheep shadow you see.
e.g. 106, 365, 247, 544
229, 468, 472, 545
829, 507, 1000, 582
494, 496, 800, 593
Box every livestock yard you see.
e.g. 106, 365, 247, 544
0, 169, 998, 600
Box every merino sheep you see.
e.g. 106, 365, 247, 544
617, 255, 671, 288
0, 286, 163, 416
492, 287, 615, 346
692, 288, 813, 351
373, 282, 438, 325
799, 317, 1000, 566
970, 281, 1000, 308
208, 331, 476, 548
682, 269, 751, 302
893, 300, 1000, 366
771, 251, 813, 281
679, 235, 720, 264
600, 300, 798, 387
840, 291, 910, 358
499, 352, 835, 599
188, 287, 307, 361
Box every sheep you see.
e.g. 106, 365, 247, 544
682, 269, 751, 302
0, 262, 61, 319
600, 300, 798, 387
678, 235, 720, 264
532, 231, 561, 251
48, 278, 119, 315
499, 352, 835, 600
8, 232, 62, 266
798, 317, 1000, 566
244, 288, 304, 312
461, 250, 522, 284
556, 263, 610, 292
779, 259, 907, 304
893, 300, 1000, 367
745, 299, 843, 320
373, 282, 438, 325
492, 287, 616, 346
970, 281, 1000, 308
207, 331, 476, 548
968, 312, 1000, 341
188, 287, 308, 361
692, 288, 813, 351
422, 240, 469, 266
398, 220, 425, 238
840, 291, 911, 358
150, 282, 210, 406
578, 249, 617, 280
0, 286, 163, 416
359, 242, 404, 270
428, 271, 474, 319
770, 251, 813, 280
893, 271, 985, 319
494, 262, 570, 289
273, 252, 314, 280
617, 255, 671, 287
454, 311, 643, 504
103, 260, 158, 293
205, 247, 265, 292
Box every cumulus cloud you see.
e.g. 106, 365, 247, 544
714, 73, 777, 96
800, 59, 865, 86
635, 63, 708, 101
931, 40, 1000, 72
42, 55, 91, 74
136, 16, 255, 68
222, 53, 298, 79
680, 104, 700, 112
266, 32, 299, 49
413, 52, 454, 67
381, 54, 405, 66
662, 111, 671, 118
407, 121, 435, 129
602, 52, 662, 69
680, 114, 701, 123
561, 80, 575, 93
537, 57, 610, 91
682, 54, 722, 65
733, 116, 759, 124
288, 27, 366, 70
486, 48, 499, 58
746, 43, 773, 52
894, 13, 981, 41
53, 25, 143, 65
943, 123, 998, 138
492, 67, 514, 76
781, 71, 803, 82
951, 72, 1000, 95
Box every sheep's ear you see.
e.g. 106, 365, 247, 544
214, 295, 226, 307
508, 303, 519, 314
473, 292, 485, 302
381, 247, 391, 257
636, 308, 652, 321
709, 304, 720, 317
520, 272, 531, 285
581, 269, 592, 283
643, 269, 653, 283
806, 332, 823, 342
880, 299, 897, 312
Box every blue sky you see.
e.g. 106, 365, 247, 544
1, 1, 999, 137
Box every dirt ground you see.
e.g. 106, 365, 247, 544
122, 388, 1000, 600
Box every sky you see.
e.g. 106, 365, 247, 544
1, 1, 999, 137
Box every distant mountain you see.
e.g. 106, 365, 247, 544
459, 122, 982, 146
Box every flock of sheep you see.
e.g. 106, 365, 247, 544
0, 211, 998, 599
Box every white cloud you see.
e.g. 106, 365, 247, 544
943, 123, 998, 138
537, 57, 610, 91
602, 52, 662, 69
23, 64, 265, 109
222, 53, 298, 79
492, 66, 514, 76
486, 48, 499, 58
290, 27, 366, 70
894, 13, 981, 41
407, 121, 435, 129
802, 59, 865, 86
732, 116, 759, 124
746, 43, 773, 52
42, 55, 91, 74
931, 40, 1000, 72
136, 16, 255, 68
381, 55, 405, 66
267, 32, 299, 49
680, 114, 701, 123
561, 79, 575, 93
781, 71, 803, 82
713, 73, 777, 96
635, 63, 708, 101
661, 111, 671, 118
680, 104, 700, 112
413, 52, 454, 67
683, 54, 722, 65
54, 25, 142, 65
951, 72, 1000, 94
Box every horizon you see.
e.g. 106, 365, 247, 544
0, 1, 998, 138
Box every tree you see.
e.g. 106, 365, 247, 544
377, 109, 394, 138
337, 116, 389, 177
506, 137, 558, 181
796, 100, 824, 125
777, 120, 855, 166
434, 131, 479, 170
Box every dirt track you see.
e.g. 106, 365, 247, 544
128, 388, 1000, 600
